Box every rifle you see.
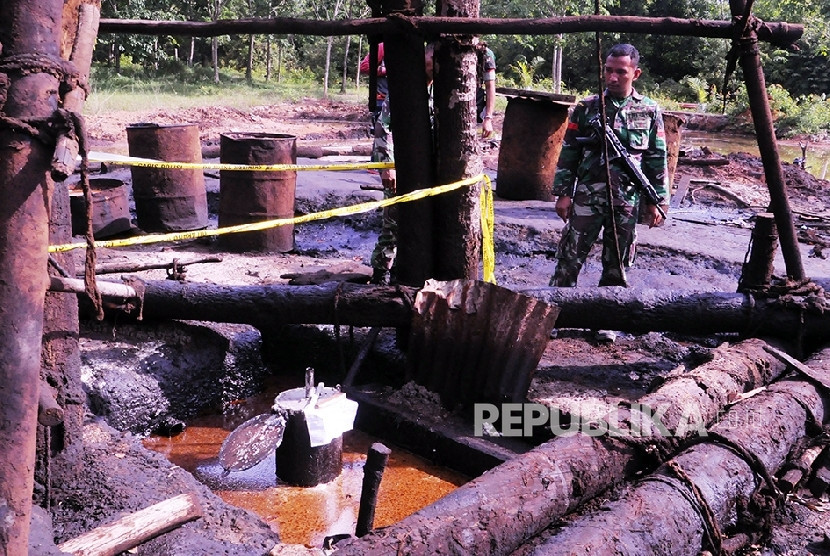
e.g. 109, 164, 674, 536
586, 114, 667, 220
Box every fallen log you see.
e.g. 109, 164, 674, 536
332, 339, 790, 555
522, 349, 830, 555
57, 493, 202, 556
98, 281, 830, 343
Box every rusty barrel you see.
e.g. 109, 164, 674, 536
126, 123, 208, 232
69, 178, 132, 239
219, 133, 297, 252
496, 89, 576, 201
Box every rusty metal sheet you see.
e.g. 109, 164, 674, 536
218, 412, 286, 472
408, 279, 561, 408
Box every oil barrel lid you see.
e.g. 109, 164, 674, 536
218, 412, 287, 472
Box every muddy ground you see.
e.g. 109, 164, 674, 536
38, 99, 830, 555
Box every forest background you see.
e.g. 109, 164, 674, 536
91, 0, 830, 137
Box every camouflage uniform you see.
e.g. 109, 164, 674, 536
369, 96, 397, 281
550, 90, 668, 287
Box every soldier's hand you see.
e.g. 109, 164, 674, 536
481, 118, 494, 139
555, 196, 572, 222
646, 204, 668, 228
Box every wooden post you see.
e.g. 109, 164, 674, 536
355, 443, 391, 537
433, 0, 482, 281
381, 0, 436, 286
737, 212, 778, 292
729, 0, 805, 282
0, 1, 63, 553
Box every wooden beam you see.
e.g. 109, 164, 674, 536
97, 15, 803, 47
57, 493, 202, 556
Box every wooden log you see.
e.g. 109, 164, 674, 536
778, 444, 824, 493
738, 212, 778, 292
355, 443, 391, 537
332, 339, 790, 555
37, 380, 64, 427
523, 358, 829, 555
94, 280, 830, 343
524, 286, 829, 343
96, 16, 802, 47
57, 493, 202, 556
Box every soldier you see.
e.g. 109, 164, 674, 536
474, 37, 497, 139
549, 43, 669, 288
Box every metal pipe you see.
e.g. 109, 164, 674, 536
0, 0, 63, 553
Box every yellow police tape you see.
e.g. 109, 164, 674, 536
86, 151, 396, 173
51, 174, 497, 283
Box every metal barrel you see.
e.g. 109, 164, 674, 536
126, 123, 208, 232
273, 387, 344, 487
496, 96, 572, 201
218, 132, 297, 253
69, 178, 132, 239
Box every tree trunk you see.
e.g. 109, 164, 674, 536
323, 35, 333, 97
0, 1, 62, 552
382, 0, 435, 286
527, 355, 829, 554
340, 35, 350, 93
552, 41, 562, 94
332, 339, 791, 555
265, 35, 271, 81
433, 0, 481, 281
354, 35, 362, 92
212, 36, 219, 83
246, 35, 254, 84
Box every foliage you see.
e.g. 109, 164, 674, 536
91, 0, 830, 135
508, 55, 547, 88
727, 83, 830, 137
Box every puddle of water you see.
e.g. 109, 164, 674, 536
682, 130, 830, 180
144, 382, 468, 547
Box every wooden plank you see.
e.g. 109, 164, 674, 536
496, 86, 576, 105
57, 494, 202, 556
670, 174, 693, 208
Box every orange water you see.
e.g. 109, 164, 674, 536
144, 399, 467, 547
